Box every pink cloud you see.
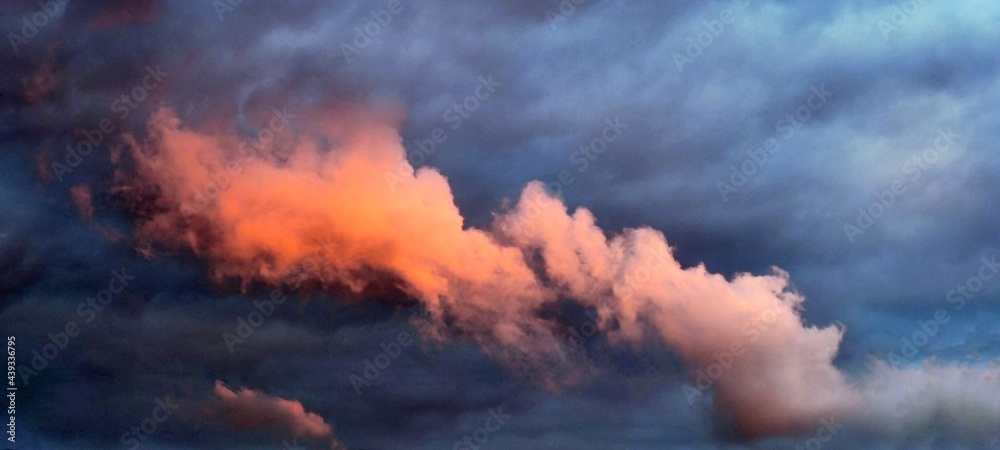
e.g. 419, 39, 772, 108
118, 105, 1000, 439
206, 381, 334, 441
70, 184, 94, 222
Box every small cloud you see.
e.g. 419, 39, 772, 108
22, 55, 60, 104
203, 381, 337, 445
70, 184, 94, 223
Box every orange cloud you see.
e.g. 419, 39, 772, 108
119, 104, 1000, 439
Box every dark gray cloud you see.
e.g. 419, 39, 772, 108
1, 0, 999, 448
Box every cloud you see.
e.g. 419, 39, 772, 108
4, 0, 1000, 447
115, 103, 1000, 439
205, 380, 336, 443
858, 361, 1000, 445
497, 184, 860, 436
70, 184, 94, 222
21, 54, 59, 104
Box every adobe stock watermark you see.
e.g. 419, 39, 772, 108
615, 244, 672, 300
213, 0, 242, 20
51, 65, 170, 183
384, 74, 501, 191
502, 241, 673, 387
7, 0, 67, 55
717, 83, 833, 201
683, 299, 785, 406
281, 437, 307, 450
221, 289, 288, 354
517, 309, 602, 385
18, 268, 135, 386
545, 0, 586, 29
876, 0, 930, 41
562, 310, 600, 356
119, 396, 180, 449
946, 253, 1000, 310
842, 126, 958, 244
886, 253, 998, 368
179, 106, 294, 218
6, 336, 15, 445
564, 116, 629, 184
222, 243, 325, 353
452, 407, 511, 450
794, 418, 844, 450
213, 0, 247, 21
340, 0, 404, 64
536, 116, 630, 198
349, 310, 433, 395
672, 0, 749, 73
511, 116, 629, 234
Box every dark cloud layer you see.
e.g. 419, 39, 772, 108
1, 0, 999, 448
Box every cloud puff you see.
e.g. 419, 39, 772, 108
119, 103, 1000, 441
70, 184, 94, 222
205, 380, 336, 442
116, 105, 864, 437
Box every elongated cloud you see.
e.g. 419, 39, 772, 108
119, 105, 999, 440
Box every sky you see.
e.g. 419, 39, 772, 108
1, 0, 1000, 448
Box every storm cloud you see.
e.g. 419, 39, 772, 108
2, 0, 1000, 448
